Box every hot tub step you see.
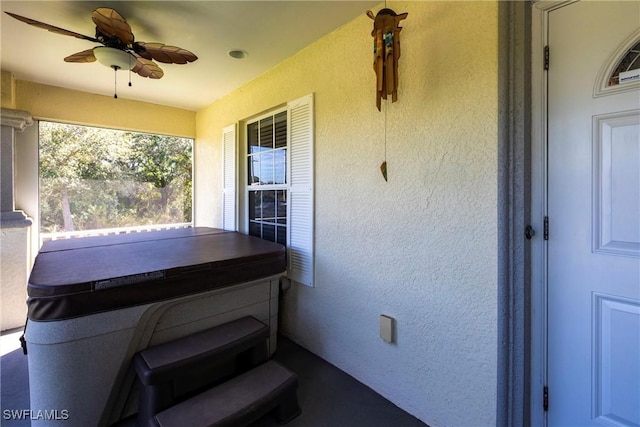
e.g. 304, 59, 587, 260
134, 316, 270, 427
153, 360, 301, 427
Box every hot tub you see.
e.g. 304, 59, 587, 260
25, 227, 286, 427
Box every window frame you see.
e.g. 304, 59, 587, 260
222, 94, 315, 286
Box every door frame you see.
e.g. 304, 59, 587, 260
496, 1, 581, 426
496, 1, 533, 426
529, 1, 580, 426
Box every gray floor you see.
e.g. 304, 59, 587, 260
1, 330, 427, 427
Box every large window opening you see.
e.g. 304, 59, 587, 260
39, 121, 193, 238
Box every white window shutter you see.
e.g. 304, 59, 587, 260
222, 124, 237, 231
287, 94, 314, 286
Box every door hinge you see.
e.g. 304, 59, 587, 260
544, 46, 550, 70
543, 386, 549, 411
544, 216, 549, 240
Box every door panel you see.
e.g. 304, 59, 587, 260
593, 294, 640, 426
593, 111, 640, 257
547, 2, 640, 426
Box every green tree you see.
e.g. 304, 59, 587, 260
39, 122, 193, 233
123, 132, 192, 216
39, 122, 123, 231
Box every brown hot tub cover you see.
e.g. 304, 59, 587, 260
27, 228, 286, 321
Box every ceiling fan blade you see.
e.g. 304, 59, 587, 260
132, 57, 164, 79
91, 8, 134, 44
5, 11, 99, 43
64, 49, 96, 63
132, 43, 153, 60
134, 42, 198, 64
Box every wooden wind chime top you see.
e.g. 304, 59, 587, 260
367, 8, 408, 111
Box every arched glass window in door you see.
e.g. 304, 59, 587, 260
594, 30, 640, 97
608, 39, 640, 86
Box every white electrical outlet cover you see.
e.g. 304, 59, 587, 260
380, 314, 394, 343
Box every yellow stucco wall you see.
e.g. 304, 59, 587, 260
195, 2, 498, 426
13, 79, 195, 137
1, 71, 17, 109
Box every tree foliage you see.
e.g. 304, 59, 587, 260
39, 122, 193, 233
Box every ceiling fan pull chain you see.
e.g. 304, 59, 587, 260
113, 65, 120, 99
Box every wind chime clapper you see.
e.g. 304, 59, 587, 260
379, 160, 388, 182
367, 8, 408, 112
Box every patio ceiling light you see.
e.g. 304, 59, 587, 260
228, 49, 248, 59
94, 47, 136, 70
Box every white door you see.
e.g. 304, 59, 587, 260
547, 1, 640, 426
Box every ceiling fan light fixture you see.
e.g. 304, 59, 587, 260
94, 47, 135, 70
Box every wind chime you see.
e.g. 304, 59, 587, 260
367, 8, 408, 182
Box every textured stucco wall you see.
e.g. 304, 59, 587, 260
1, 227, 29, 330
195, 2, 498, 425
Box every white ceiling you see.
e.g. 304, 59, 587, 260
1, 1, 379, 111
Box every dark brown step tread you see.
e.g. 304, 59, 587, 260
154, 360, 298, 427
135, 316, 268, 385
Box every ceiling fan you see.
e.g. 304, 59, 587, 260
5, 7, 198, 97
